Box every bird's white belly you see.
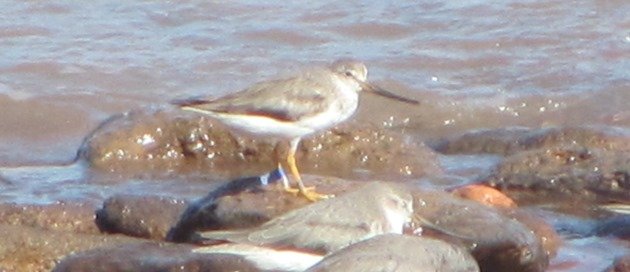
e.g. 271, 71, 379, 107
210, 112, 316, 139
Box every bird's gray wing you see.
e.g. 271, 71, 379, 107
174, 76, 333, 122
242, 196, 378, 253
197, 197, 370, 254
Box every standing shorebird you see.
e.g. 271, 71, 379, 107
173, 59, 419, 201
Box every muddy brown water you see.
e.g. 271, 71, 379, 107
0, 1, 629, 271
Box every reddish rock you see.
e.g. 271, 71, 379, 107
451, 184, 517, 209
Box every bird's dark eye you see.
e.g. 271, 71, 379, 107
345, 71, 353, 77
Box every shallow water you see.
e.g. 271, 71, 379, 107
0, 1, 629, 270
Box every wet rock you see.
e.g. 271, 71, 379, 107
432, 126, 534, 155
503, 209, 562, 259
298, 123, 440, 178
0, 202, 99, 234
53, 242, 261, 272
410, 190, 548, 272
608, 254, 630, 272
0, 224, 142, 272
305, 234, 479, 272
96, 194, 188, 240
80, 109, 273, 179
80, 108, 439, 180
450, 186, 561, 259
480, 145, 630, 203
432, 126, 630, 155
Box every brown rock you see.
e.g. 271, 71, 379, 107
0, 224, 142, 272
504, 209, 562, 259
480, 145, 630, 203
96, 194, 188, 240
0, 202, 99, 234
80, 108, 440, 180
433, 126, 630, 155
299, 123, 441, 178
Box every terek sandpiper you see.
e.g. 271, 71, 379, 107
173, 59, 419, 201
194, 182, 413, 253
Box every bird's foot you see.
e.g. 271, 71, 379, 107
284, 186, 333, 201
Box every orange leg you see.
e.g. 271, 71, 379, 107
283, 138, 330, 201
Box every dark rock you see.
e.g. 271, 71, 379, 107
96, 194, 188, 240
53, 242, 260, 272
410, 190, 548, 272
305, 234, 479, 272
0, 224, 142, 272
432, 126, 630, 155
503, 209, 562, 259
480, 145, 630, 203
